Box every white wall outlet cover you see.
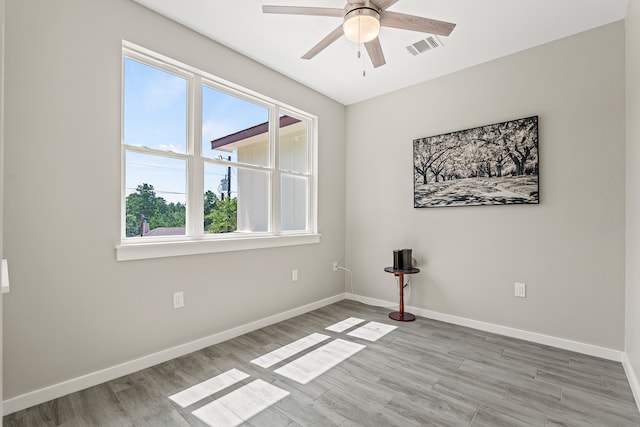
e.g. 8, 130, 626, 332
173, 291, 185, 308
1, 259, 10, 293
515, 283, 526, 298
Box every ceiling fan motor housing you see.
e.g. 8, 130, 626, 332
343, 3, 381, 43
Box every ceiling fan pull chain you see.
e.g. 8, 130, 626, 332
358, 47, 367, 77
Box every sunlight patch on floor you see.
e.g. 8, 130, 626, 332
169, 368, 249, 408
347, 321, 397, 342
167, 315, 399, 425
250, 332, 330, 368
325, 316, 366, 332
274, 338, 366, 384
192, 379, 289, 427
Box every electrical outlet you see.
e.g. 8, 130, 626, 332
173, 291, 185, 308
514, 282, 526, 298
333, 261, 339, 272
292, 269, 298, 281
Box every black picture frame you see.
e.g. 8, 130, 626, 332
413, 116, 539, 208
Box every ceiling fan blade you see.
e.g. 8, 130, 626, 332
262, 5, 343, 18
375, 0, 400, 10
365, 37, 386, 68
381, 11, 456, 36
302, 25, 344, 60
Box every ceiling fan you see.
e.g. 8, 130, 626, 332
262, 0, 456, 68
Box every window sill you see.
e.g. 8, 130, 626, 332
115, 233, 321, 261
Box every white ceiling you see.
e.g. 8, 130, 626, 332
132, 0, 628, 105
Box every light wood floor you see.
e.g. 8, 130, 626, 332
4, 299, 640, 426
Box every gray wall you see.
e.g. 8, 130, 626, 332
626, 0, 640, 392
345, 22, 626, 350
2, 0, 346, 398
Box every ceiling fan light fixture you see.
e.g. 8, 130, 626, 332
343, 6, 380, 43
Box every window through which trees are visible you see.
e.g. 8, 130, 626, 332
120, 42, 317, 258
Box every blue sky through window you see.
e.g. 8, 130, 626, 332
202, 84, 269, 160
124, 58, 187, 153
124, 58, 269, 204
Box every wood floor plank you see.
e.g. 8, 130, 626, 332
555, 386, 640, 425
314, 388, 403, 427
569, 354, 629, 379
536, 367, 637, 405
471, 406, 547, 427
503, 382, 562, 410
4, 299, 640, 426
112, 371, 191, 426
67, 383, 134, 427
385, 392, 476, 426
432, 374, 509, 408
270, 389, 346, 426
501, 346, 572, 372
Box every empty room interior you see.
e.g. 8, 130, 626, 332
2, 0, 640, 425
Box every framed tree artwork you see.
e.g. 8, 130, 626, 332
413, 116, 539, 208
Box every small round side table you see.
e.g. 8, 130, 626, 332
384, 266, 420, 322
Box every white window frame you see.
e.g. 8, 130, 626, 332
116, 41, 319, 261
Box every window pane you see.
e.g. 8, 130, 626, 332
202, 85, 270, 166
281, 175, 308, 231
278, 114, 308, 174
123, 58, 187, 153
125, 151, 186, 237
204, 162, 236, 234
204, 163, 270, 233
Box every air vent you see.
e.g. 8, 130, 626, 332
406, 35, 443, 56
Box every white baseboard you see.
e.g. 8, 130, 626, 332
2, 293, 346, 416
345, 293, 623, 362
622, 352, 640, 412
